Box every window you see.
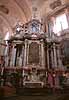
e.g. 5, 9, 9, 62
4, 32, 10, 44
32, 24, 37, 32
53, 14, 68, 35
4, 32, 10, 40
31, 23, 39, 33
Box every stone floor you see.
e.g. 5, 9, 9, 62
2, 93, 69, 100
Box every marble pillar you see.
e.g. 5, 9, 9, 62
19, 54, 23, 67
40, 39, 45, 67
47, 46, 49, 69
10, 46, 16, 67
27, 41, 29, 65
39, 43, 41, 66
57, 45, 63, 68
22, 46, 24, 66
4, 45, 9, 67
24, 39, 28, 66
51, 47, 54, 68
8, 44, 12, 67
22, 46, 25, 77
53, 43, 57, 68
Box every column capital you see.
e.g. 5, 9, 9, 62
25, 39, 28, 42
53, 42, 56, 46
51, 45, 53, 50
40, 39, 44, 42
53, 43, 57, 50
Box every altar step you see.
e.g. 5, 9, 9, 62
16, 87, 53, 95
0, 86, 16, 97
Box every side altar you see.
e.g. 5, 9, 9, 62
4, 19, 47, 88
2, 19, 63, 88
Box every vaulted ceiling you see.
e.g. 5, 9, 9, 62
0, 0, 68, 39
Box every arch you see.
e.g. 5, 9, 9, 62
0, 12, 13, 38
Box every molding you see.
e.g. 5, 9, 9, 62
46, 3, 69, 20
